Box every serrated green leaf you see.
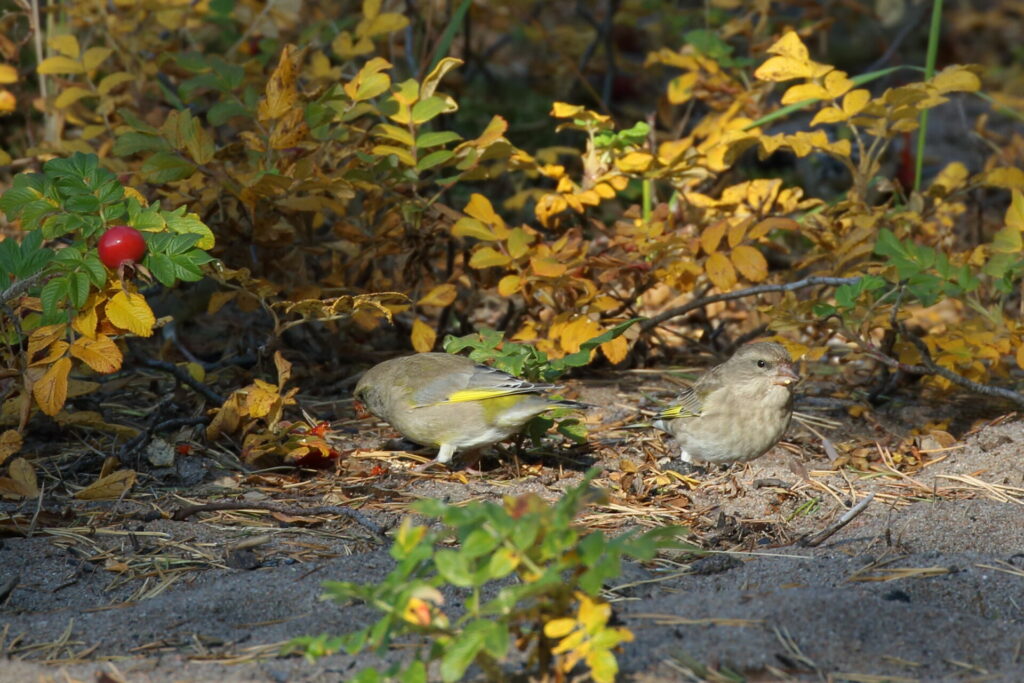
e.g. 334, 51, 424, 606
40, 276, 68, 316
147, 253, 177, 287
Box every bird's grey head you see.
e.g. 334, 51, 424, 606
726, 342, 800, 388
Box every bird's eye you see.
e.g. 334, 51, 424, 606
756, 359, 767, 368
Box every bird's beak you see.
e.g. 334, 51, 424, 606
773, 364, 800, 386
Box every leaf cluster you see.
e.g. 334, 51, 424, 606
287, 469, 688, 682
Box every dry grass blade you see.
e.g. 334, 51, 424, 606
773, 625, 819, 673
975, 561, 1024, 578
935, 474, 1024, 504
847, 557, 952, 582
832, 674, 918, 682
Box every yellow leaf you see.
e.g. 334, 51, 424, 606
780, 82, 828, 104
705, 251, 737, 290
48, 34, 80, 59
246, 380, 280, 418
371, 144, 416, 166
700, 220, 727, 255
469, 247, 511, 269
754, 55, 812, 82
983, 167, 1024, 190
452, 217, 497, 241
667, 71, 698, 104
411, 318, 436, 353
0, 64, 17, 84
97, 71, 134, 95
27, 324, 65, 358
418, 283, 458, 307
551, 102, 586, 118
0, 457, 38, 499
1017, 342, 1024, 371
70, 334, 122, 374
731, 245, 768, 282
559, 316, 601, 354
726, 217, 751, 248
363, 12, 410, 37
54, 86, 94, 109
824, 69, 854, 98
932, 65, 981, 94
0, 430, 22, 466
37, 56, 84, 75
498, 274, 521, 296
507, 227, 533, 259
749, 217, 799, 240
1007, 190, 1024, 233
82, 47, 113, 71
810, 106, 847, 126
930, 162, 969, 194
75, 469, 136, 500
106, 289, 156, 337
33, 357, 71, 416
842, 89, 871, 116
544, 618, 576, 639
766, 31, 810, 60
420, 56, 462, 100
258, 44, 299, 122
464, 193, 505, 230
616, 152, 653, 173
531, 256, 568, 278
601, 334, 629, 364
0, 91, 14, 115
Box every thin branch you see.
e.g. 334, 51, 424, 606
0, 271, 51, 306
640, 276, 862, 332
135, 357, 226, 405
899, 324, 1024, 409
171, 500, 388, 539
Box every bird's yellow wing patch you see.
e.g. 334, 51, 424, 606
434, 388, 522, 404
654, 404, 700, 419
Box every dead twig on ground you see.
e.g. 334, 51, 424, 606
170, 500, 388, 539
797, 491, 875, 547
135, 357, 226, 405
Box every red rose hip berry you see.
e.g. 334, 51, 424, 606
98, 225, 146, 269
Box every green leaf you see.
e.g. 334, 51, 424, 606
40, 276, 68, 317
461, 528, 499, 558
435, 550, 473, 587
440, 624, 486, 683
113, 132, 170, 157
411, 96, 450, 124
208, 100, 252, 126
147, 253, 177, 287
416, 149, 454, 172
142, 152, 197, 183
416, 131, 462, 148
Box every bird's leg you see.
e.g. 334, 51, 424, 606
434, 443, 457, 464
412, 443, 455, 472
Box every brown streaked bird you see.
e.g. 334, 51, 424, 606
651, 342, 799, 466
354, 353, 586, 465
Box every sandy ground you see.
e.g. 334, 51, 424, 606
2, 376, 1024, 682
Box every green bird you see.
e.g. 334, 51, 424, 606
354, 353, 586, 465
652, 342, 800, 466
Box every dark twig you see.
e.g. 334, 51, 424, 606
639, 277, 863, 332
798, 492, 875, 547
898, 324, 1024, 409
136, 357, 226, 405
171, 500, 388, 539
0, 272, 51, 305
